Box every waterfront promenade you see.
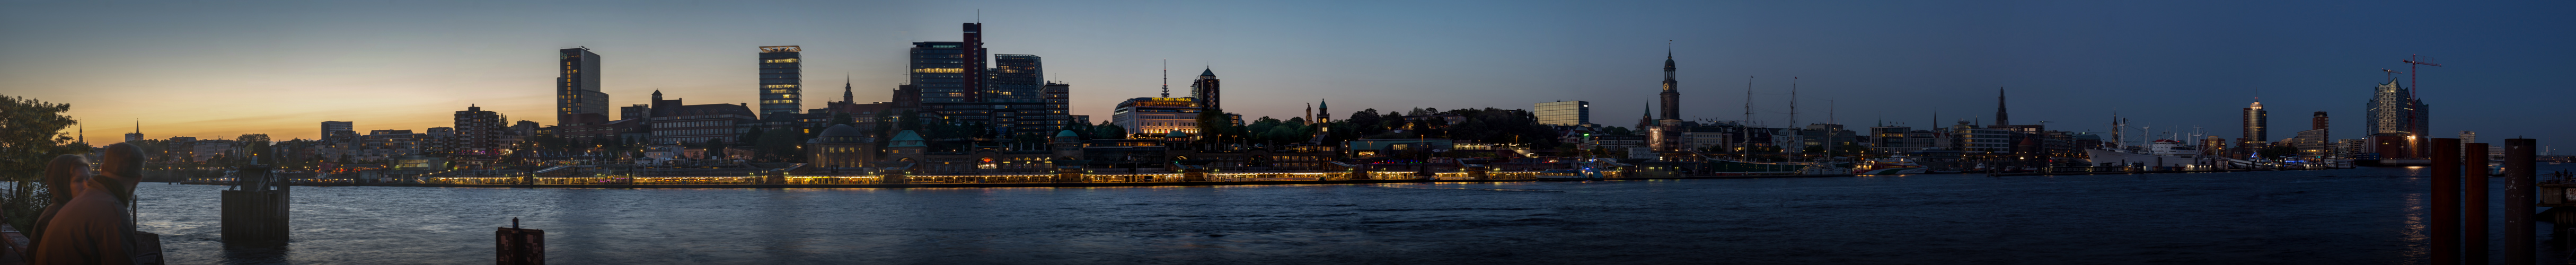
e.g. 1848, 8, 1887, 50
174, 167, 2340, 189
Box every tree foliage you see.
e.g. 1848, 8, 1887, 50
0, 95, 80, 229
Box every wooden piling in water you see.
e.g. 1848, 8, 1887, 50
2506, 138, 2536, 265
220, 165, 289, 243
2465, 143, 2490, 265
2432, 138, 2460, 265
496, 218, 544, 265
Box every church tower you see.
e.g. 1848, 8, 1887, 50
1659, 47, 1681, 120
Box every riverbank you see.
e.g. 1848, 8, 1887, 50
186, 173, 1895, 189
180, 169, 2367, 189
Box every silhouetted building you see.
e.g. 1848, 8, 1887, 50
453, 105, 507, 156
1660, 50, 1680, 120
557, 48, 608, 126
1190, 68, 1221, 113
642, 92, 758, 145
990, 54, 1053, 137
1043, 82, 1072, 132
320, 121, 355, 143
757, 46, 804, 122
1994, 88, 2009, 126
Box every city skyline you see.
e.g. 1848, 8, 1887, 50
4, 1, 2571, 143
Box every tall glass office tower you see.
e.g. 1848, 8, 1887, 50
757, 46, 803, 121
557, 48, 606, 125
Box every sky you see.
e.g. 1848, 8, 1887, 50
3, 0, 2570, 148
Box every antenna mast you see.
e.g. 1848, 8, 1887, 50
1743, 76, 1754, 127
1160, 59, 1169, 98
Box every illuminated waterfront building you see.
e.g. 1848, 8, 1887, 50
757, 46, 804, 122
1112, 97, 1201, 137
2292, 112, 2332, 161
2237, 100, 2268, 157
642, 91, 759, 145
1043, 82, 1072, 131
805, 125, 876, 169
453, 105, 507, 156
2363, 78, 2430, 158
557, 48, 608, 127
1535, 101, 1590, 126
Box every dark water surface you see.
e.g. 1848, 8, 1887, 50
132, 165, 2575, 264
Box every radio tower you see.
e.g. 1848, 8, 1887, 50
1160, 59, 1170, 98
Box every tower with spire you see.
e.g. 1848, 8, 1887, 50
125, 120, 143, 143
1317, 99, 1330, 123
1659, 43, 1681, 121
1994, 87, 2009, 126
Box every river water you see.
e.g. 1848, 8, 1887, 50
130, 164, 2575, 264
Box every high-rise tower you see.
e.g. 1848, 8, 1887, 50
1658, 49, 1680, 120
757, 46, 803, 121
2241, 99, 2268, 150
1192, 68, 1220, 112
557, 48, 606, 126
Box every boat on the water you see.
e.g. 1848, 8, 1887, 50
1702, 159, 1806, 176
2085, 139, 2202, 169
1534, 169, 1604, 181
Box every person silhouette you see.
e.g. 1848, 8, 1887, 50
29, 155, 89, 245
32, 143, 156, 264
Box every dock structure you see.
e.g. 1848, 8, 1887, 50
220, 165, 290, 244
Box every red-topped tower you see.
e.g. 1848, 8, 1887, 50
963, 23, 985, 102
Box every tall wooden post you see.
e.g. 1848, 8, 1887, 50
496, 218, 544, 265
2430, 138, 2460, 265
220, 165, 289, 244
2504, 138, 2537, 265
2464, 143, 2490, 265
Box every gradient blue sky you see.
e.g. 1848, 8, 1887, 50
3, 1, 2569, 148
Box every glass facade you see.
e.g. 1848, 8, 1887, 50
909, 42, 969, 104
757, 46, 802, 121
1534, 101, 1589, 126
557, 48, 607, 122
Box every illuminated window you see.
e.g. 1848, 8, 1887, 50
764, 84, 798, 89
763, 58, 799, 63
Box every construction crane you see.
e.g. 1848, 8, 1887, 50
2401, 55, 2442, 90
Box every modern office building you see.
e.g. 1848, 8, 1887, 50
557, 48, 608, 126
453, 105, 507, 156
2238, 100, 2268, 156
990, 54, 1052, 137
2364, 78, 2430, 158
1534, 101, 1590, 126
1112, 97, 1202, 137
757, 46, 804, 122
1042, 82, 1072, 131
1190, 68, 1221, 113
910, 23, 989, 124
910, 41, 972, 105
321, 121, 355, 142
